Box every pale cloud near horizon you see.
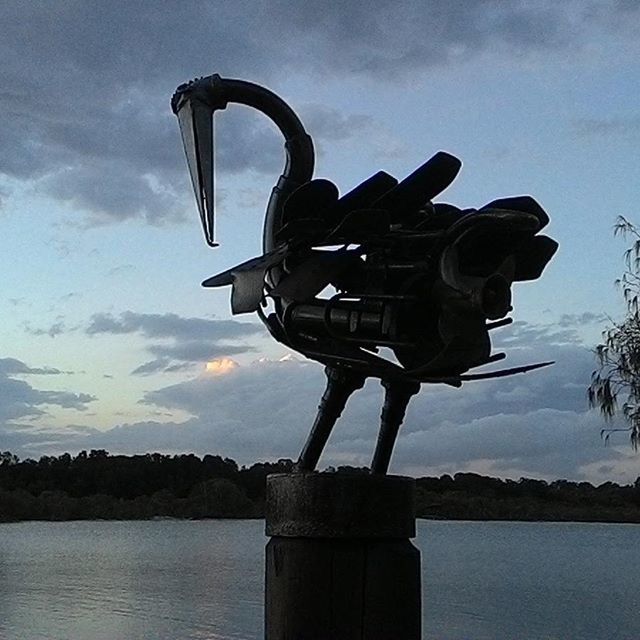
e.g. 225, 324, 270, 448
1, 319, 635, 484
0, 358, 95, 423
83, 311, 266, 375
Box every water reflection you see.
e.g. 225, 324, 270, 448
0, 520, 265, 640
422, 520, 640, 640
0, 519, 638, 639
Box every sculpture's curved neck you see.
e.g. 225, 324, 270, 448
171, 74, 315, 252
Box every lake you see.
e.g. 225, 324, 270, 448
0, 519, 638, 639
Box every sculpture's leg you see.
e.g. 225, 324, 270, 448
371, 380, 420, 475
296, 366, 366, 472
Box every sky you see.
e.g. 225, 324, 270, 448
1, 0, 639, 484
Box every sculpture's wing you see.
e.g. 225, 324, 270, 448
420, 360, 554, 384
457, 360, 554, 380
270, 249, 362, 301
512, 235, 558, 281
325, 209, 391, 243
202, 244, 290, 314
298, 339, 407, 379
282, 179, 339, 224
480, 195, 549, 231
374, 151, 462, 223
404, 333, 492, 379
332, 171, 398, 223
277, 174, 397, 243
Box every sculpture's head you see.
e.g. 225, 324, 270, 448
172, 74, 315, 249
171, 76, 224, 247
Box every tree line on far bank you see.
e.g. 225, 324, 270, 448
0, 450, 639, 523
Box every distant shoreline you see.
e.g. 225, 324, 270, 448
1, 515, 639, 525
1, 450, 639, 524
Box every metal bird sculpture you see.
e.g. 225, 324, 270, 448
171, 74, 558, 474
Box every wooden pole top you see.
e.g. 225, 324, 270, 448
265, 473, 416, 539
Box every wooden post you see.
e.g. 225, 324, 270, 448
265, 473, 421, 640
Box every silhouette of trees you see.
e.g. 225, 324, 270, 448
589, 216, 640, 450
415, 473, 640, 522
0, 450, 638, 523
0, 451, 19, 466
0, 450, 293, 521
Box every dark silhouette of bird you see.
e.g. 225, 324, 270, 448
172, 75, 557, 474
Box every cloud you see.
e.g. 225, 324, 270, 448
131, 359, 174, 377
492, 319, 584, 349
273, 1, 580, 76
41, 160, 187, 225
557, 312, 607, 328
572, 115, 640, 138
86, 310, 265, 374
0, 3, 276, 223
147, 342, 252, 363
2, 317, 636, 482
25, 320, 67, 338
0, 358, 64, 375
0, 358, 95, 423
120, 322, 620, 480
0, 423, 101, 460
3, 317, 630, 482
301, 105, 374, 142
86, 311, 259, 341
0, 2, 635, 223
0, 356, 96, 459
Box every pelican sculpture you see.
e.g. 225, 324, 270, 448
171, 74, 557, 474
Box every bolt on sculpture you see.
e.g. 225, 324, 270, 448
171, 74, 558, 475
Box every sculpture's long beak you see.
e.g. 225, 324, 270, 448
173, 88, 217, 246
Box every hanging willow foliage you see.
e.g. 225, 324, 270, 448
588, 216, 640, 451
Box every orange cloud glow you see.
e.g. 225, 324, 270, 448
204, 358, 239, 375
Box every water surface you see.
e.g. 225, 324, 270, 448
0, 519, 638, 639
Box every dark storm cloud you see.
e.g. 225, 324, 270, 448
1, 2, 633, 223
86, 311, 265, 373
272, 0, 576, 76
0, 2, 276, 222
